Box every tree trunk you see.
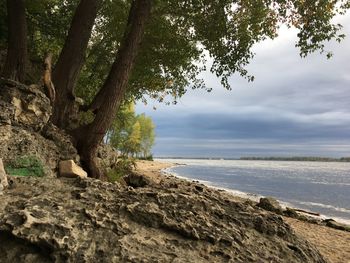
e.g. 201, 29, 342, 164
1, 0, 28, 83
74, 0, 152, 179
51, 0, 101, 128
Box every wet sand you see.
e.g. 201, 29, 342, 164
135, 160, 350, 263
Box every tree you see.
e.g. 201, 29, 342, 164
108, 102, 136, 154
107, 104, 156, 158
0, 0, 7, 49
123, 121, 141, 157
1, 0, 28, 82
51, 0, 101, 128
137, 114, 155, 158
74, 0, 153, 178
74, 0, 204, 107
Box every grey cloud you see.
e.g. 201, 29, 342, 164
153, 113, 350, 140
136, 14, 350, 157
153, 138, 350, 158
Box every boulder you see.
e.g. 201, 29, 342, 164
59, 160, 88, 179
257, 197, 283, 214
0, 158, 9, 192
124, 172, 153, 187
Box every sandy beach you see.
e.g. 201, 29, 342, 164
284, 217, 350, 263
135, 160, 350, 263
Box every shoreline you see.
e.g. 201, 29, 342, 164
159, 160, 350, 226
137, 159, 350, 226
135, 160, 350, 263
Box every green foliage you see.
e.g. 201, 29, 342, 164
108, 103, 137, 153
138, 155, 154, 161
74, 0, 204, 106
124, 121, 142, 156
106, 157, 136, 183
71, 0, 350, 106
79, 110, 95, 126
107, 102, 156, 158
26, 0, 79, 60
5, 155, 45, 177
137, 113, 155, 158
1, 0, 346, 102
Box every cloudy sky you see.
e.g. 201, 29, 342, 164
136, 14, 350, 158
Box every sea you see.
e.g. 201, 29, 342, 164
158, 159, 350, 224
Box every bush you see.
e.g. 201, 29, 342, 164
138, 155, 153, 161
5, 155, 45, 177
106, 157, 136, 183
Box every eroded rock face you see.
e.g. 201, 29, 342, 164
0, 79, 51, 131
0, 176, 327, 263
0, 79, 79, 175
0, 125, 78, 176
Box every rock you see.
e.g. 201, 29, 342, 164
41, 123, 79, 163
0, 80, 80, 176
324, 219, 350, 232
0, 125, 78, 176
283, 207, 300, 218
0, 78, 51, 131
257, 197, 283, 214
0, 158, 9, 192
0, 176, 327, 262
124, 172, 153, 187
59, 160, 88, 179
0, 100, 15, 125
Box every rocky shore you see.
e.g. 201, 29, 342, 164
1, 168, 329, 263
136, 160, 350, 263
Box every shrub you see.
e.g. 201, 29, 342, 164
138, 155, 153, 161
106, 157, 136, 183
5, 155, 45, 177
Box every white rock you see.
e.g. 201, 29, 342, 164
59, 160, 88, 179
0, 158, 9, 189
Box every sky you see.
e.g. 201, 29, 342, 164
136, 14, 350, 158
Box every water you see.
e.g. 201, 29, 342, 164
159, 159, 350, 224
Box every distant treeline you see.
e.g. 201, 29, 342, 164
240, 157, 350, 162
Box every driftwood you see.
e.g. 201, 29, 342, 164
43, 53, 55, 104
294, 208, 320, 217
